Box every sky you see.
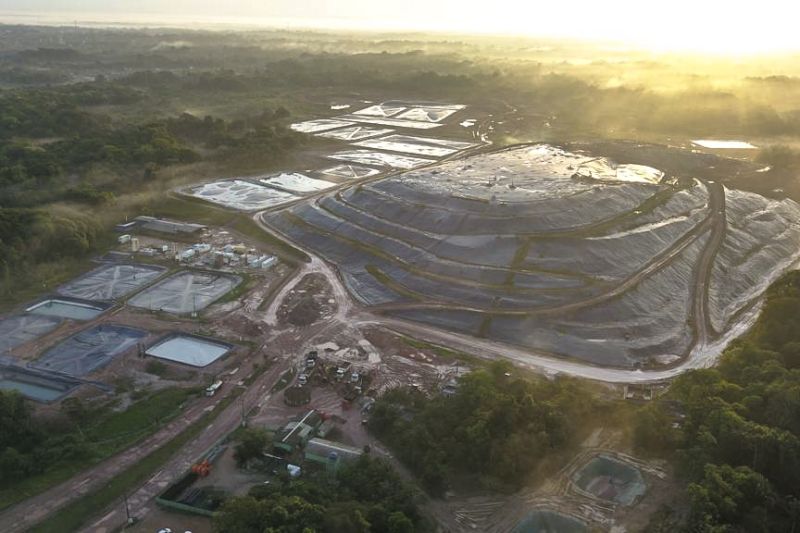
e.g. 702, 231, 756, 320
2, 0, 800, 54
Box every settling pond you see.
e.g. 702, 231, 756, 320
0, 366, 79, 402
146, 334, 233, 367
32, 324, 148, 377
27, 298, 109, 321
128, 271, 241, 315
572, 455, 647, 506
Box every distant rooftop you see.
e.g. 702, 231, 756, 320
136, 216, 207, 234
691, 139, 757, 149
114, 216, 206, 235
305, 437, 363, 462
275, 410, 323, 450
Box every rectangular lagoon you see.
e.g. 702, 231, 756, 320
328, 149, 434, 170
146, 333, 233, 367
0, 364, 81, 402
33, 324, 148, 377
26, 298, 109, 321
0, 378, 66, 402
190, 180, 299, 211
259, 172, 337, 194
58, 263, 166, 301
128, 271, 241, 315
0, 314, 62, 353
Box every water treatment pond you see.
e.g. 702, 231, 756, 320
572, 455, 647, 506
0, 378, 67, 402
26, 298, 109, 321
33, 324, 148, 377
146, 334, 232, 367
0, 314, 62, 353
128, 271, 242, 315
58, 263, 166, 301
0, 366, 78, 402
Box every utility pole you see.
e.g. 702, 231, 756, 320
124, 493, 132, 525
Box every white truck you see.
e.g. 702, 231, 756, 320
205, 380, 223, 397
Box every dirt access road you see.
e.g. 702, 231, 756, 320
78, 275, 349, 532
80, 295, 349, 532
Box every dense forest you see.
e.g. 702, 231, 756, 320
638, 270, 800, 532
213, 455, 430, 533
0, 80, 302, 303
368, 365, 597, 494
0, 81, 303, 204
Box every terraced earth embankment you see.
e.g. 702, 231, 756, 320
262, 144, 800, 368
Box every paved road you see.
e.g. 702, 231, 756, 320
83, 355, 293, 532
78, 177, 738, 531
1, 132, 497, 533
0, 370, 246, 532
354, 304, 761, 384
0, 270, 326, 533
83, 286, 347, 532
0, 123, 742, 532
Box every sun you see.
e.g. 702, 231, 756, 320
377, 0, 800, 56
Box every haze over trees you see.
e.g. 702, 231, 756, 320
0, 80, 301, 303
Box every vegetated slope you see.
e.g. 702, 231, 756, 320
636, 270, 800, 532
368, 364, 597, 494
265, 144, 800, 368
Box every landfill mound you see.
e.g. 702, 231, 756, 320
264, 145, 800, 368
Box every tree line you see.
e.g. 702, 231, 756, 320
368, 362, 597, 495
214, 455, 430, 533
638, 270, 800, 532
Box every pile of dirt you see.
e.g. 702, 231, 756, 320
218, 314, 265, 338
282, 296, 321, 326
277, 274, 336, 327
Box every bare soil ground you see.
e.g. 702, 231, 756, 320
276, 273, 336, 327
433, 427, 677, 532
